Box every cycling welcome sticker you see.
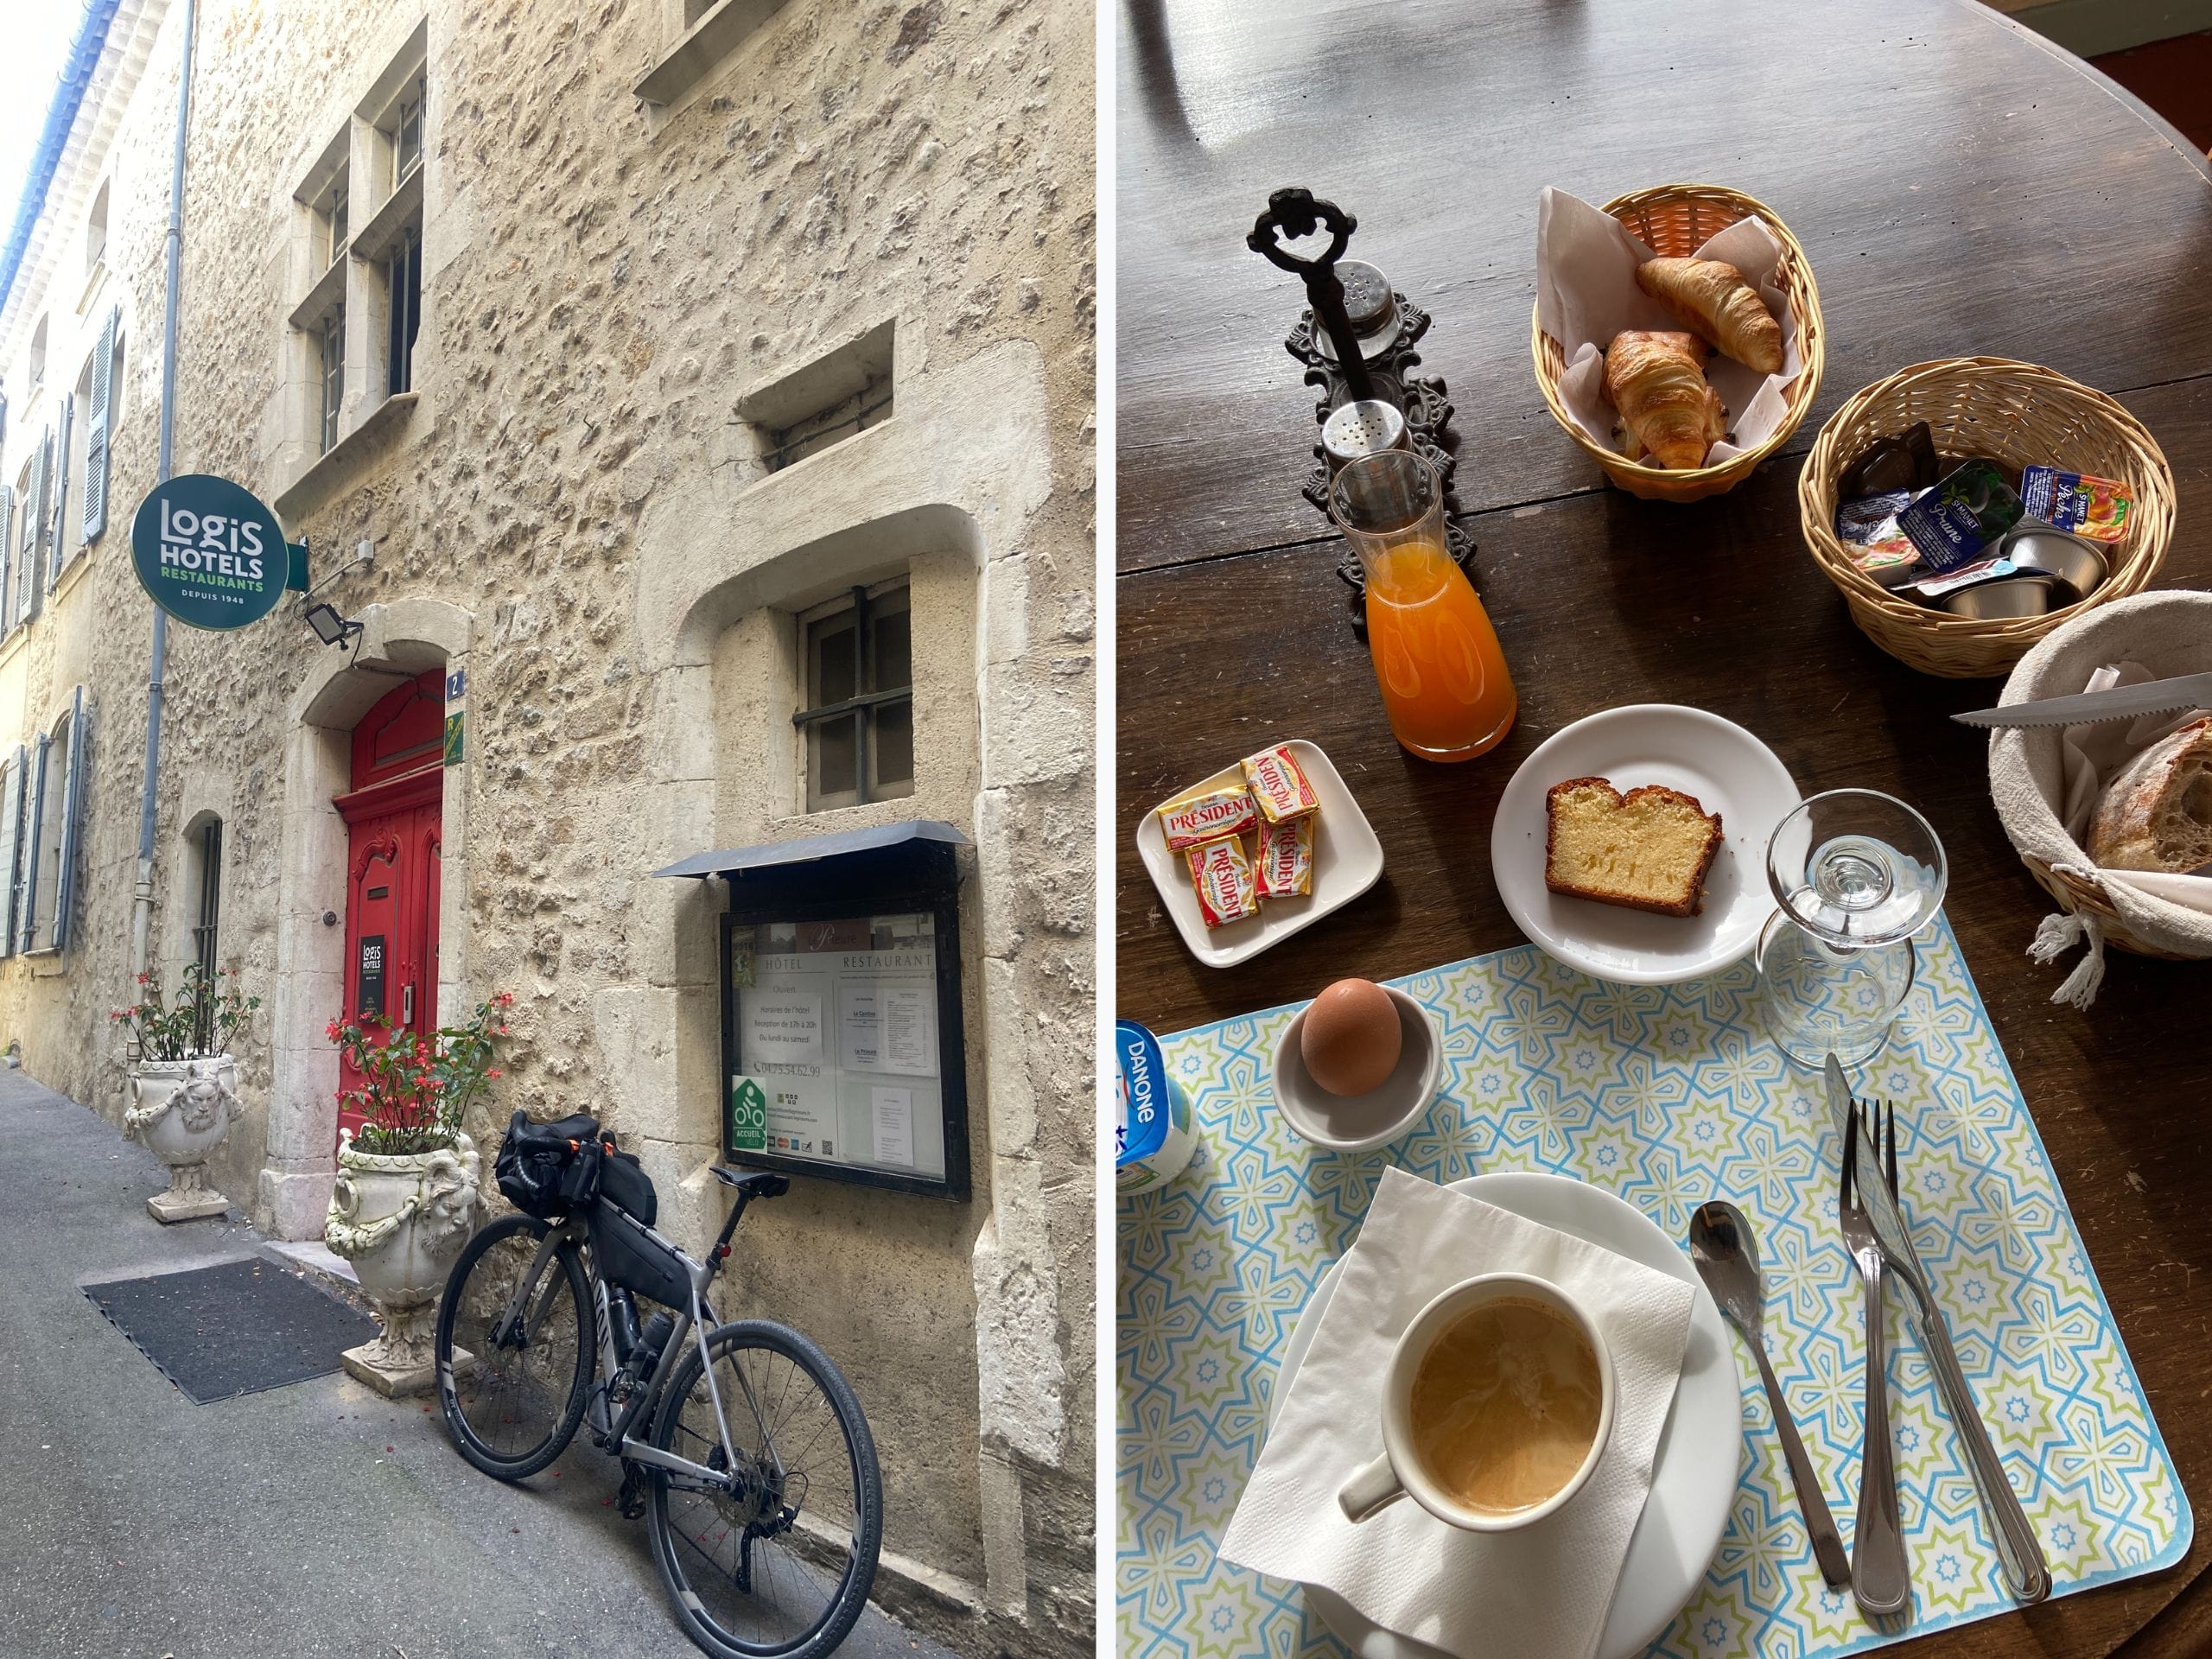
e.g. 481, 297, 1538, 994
130, 474, 289, 631
729, 1077, 769, 1152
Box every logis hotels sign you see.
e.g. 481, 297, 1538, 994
129, 474, 289, 631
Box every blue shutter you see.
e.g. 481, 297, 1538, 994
51, 687, 86, 950
45, 394, 71, 588
21, 430, 49, 626
0, 753, 20, 959
80, 308, 116, 543
18, 732, 47, 951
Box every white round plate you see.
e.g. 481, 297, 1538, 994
1268, 1172, 1741, 1659
1489, 704, 1799, 984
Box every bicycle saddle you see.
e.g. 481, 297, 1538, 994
711, 1167, 790, 1200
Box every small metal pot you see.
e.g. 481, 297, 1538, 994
1941, 572, 2061, 620
2000, 524, 2107, 607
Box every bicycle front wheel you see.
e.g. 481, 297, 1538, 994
435, 1212, 594, 1480
645, 1320, 883, 1659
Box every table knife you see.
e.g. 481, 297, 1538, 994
1951, 671, 2212, 730
1823, 1057, 2053, 1605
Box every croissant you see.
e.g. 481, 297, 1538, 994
1602, 330, 1725, 470
1635, 257, 1783, 374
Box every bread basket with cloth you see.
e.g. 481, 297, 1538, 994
1986, 590, 2212, 1007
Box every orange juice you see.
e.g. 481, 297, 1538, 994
1362, 540, 1516, 761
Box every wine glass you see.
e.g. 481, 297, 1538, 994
1754, 790, 1948, 1069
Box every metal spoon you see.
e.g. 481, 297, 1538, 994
1690, 1200, 1853, 1589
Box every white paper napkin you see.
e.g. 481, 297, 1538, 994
1535, 186, 1802, 465
1218, 1167, 1697, 1659
2058, 660, 2212, 914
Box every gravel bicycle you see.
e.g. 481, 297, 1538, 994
435, 1113, 882, 1659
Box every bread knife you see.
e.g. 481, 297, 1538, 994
1951, 671, 2212, 729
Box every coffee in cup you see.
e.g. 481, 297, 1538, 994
1408, 1294, 1605, 1516
1338, 1272, 1615, 1534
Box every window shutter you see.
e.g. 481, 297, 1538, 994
51, 687, 86, 951
12, 468, 33, 630
0, 752, 20, 959
23, 429, 51, 625
80, 308, 116, 543
45, 395, 71, 587
19, 732, 47, 952
0, 484, 13, 625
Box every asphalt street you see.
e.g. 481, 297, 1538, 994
0, 1068, 957, 1659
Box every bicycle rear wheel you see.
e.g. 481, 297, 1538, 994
435, 1212, 594, 1480
645, 1320, 882, 1659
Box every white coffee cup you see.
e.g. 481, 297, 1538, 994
1337, 1271, 1616, 1533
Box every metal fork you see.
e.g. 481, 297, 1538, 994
1841, 1099, 1909, 1618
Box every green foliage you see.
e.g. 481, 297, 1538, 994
328, 990, 514, 1156
111, 963, 259, 1062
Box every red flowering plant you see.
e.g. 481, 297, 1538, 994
111, 963, 260, 1062
328, 990, 515, 1156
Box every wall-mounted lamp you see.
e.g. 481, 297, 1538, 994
303, 601, 363, 649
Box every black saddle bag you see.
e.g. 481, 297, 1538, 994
493, 1110, 602, 1219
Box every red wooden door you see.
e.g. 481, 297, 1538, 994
334, 670, 445, 1147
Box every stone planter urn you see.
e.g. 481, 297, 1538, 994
122, 1056, 242, 1224
325, 1128, 481, 1396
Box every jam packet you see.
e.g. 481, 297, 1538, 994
1895, 460, 2024, 574
2019, 465, 2132, 544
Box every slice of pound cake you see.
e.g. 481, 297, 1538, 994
1544, 777, 1723, 918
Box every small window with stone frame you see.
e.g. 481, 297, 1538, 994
318, 303, 346, 454
85, 181, 107, 277
314, 167, 349, 271
795, 579, 915, 813
28, 316, 46, 390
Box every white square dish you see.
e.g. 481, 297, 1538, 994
1135, 739, 1384, 969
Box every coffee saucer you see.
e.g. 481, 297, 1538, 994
1268, 1172, 1740, 1659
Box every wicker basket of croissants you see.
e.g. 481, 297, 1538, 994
1531, 183, 1825, 504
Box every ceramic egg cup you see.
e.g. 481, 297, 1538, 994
1271, 987, 1442, 1152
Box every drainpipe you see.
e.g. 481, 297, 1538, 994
130, 0, 195, 988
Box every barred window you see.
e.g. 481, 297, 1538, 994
797, 581, 913, 812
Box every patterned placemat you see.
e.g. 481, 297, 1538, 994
1116, 918, 2190, 1658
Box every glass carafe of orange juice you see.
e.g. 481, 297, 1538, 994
1329, 449, 1516, 761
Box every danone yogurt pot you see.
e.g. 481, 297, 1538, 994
1116, 1020, 1197, 1193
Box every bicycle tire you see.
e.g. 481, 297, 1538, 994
435, 1212, 595, 1481
645, 1320, 884, 1659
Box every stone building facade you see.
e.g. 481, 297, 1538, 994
0, 1, 1095, 1652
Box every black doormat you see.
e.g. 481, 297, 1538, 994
82, 1256, 379, 1403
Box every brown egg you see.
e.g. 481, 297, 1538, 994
1300, 978, 1403, 1097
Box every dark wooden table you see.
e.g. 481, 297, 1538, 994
1115, 2, 2212, 1653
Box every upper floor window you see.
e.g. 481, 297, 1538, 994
67, 309, 122, 555
392, 77, 423, 180
319, 305, 346, 454
314, 167, 349, 270
28, 316, 46, 389
796, 579, 913, 812
385, 227, 421, 397
86, 181, 108, 276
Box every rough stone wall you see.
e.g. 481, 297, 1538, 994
0, 1, 1095, 1653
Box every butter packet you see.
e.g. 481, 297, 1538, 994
2019, 464, 2132, 544
1895, 460, 2024, 574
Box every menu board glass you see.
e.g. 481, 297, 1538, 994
725, 911, 951, 1187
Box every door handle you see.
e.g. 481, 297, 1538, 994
403, 983, 414, 1026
